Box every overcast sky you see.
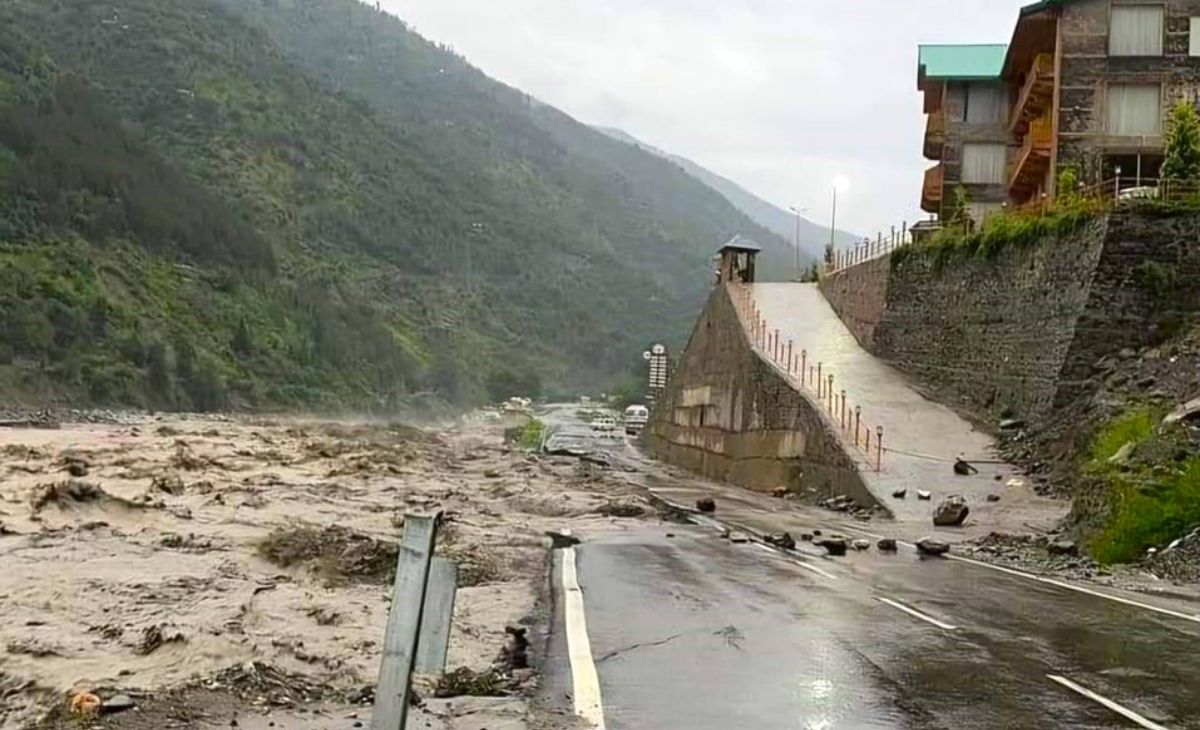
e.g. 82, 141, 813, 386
386, 1, 1028, 235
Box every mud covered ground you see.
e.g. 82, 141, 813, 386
0, 411, 645, 729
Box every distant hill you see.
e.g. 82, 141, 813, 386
595, 127, 860, 267
0, 0, 794, 410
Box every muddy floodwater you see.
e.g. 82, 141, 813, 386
0, 412, 629, 729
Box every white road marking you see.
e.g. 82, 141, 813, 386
750, 542, 841, 580
1047, 674, 1174, 730
561, 548, 606, 729
875, 596, 958, 630
792, 559, 840, 581
945, 554, 1200, 625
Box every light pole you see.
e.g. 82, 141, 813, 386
788, 205, 806, 281
828, 175, 851, 269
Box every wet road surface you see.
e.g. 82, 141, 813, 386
537, 405, 1200, 730
749, 283, 1063, 530
546, 526, 1200, 729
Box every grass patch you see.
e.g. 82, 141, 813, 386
897, 202, 1102, 271
1087, 407, 1158, 466
1084, 406, 1200, 564
517, 417, 547, 451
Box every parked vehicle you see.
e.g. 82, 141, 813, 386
623, 405, 649, 435
590, 414, 618, 434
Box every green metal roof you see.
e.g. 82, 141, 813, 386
917, 44, 1008, 81
1018, 0, 1067, 17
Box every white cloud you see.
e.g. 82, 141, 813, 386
386, 0, 1027, 235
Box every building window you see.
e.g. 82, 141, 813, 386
946, 84, 967, 122
1190, 17, 1200, 56
1109, 5, 1163, 56
961, 143, 1008, 184
965, 83, 1007, 125
1105, 84, 1162, 136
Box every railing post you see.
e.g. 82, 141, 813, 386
801, 350, 807, 384
840, 390, 846, 429
865, 427, 871, 452
827, 374, 834, 414
808, 365, 814, 389
774, 329, 780, 361
817, 363, 823, 397
876, 426, 884, 472
854, 406, 861, 446
787, 340, 793, 374
902, 221, 908, 246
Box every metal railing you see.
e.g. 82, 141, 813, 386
727, 281, 886, 472
824, 221, 914, 275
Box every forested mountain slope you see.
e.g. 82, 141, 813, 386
0, 0, 785, 410
595, 126, 861, 267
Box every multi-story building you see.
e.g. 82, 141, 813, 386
918, 43, 1011, 223
920, 0, 1200, 220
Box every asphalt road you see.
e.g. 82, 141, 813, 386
537, 404, 1200, 730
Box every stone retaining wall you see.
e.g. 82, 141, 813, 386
819, 212, 1200, 426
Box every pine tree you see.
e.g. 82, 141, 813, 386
1161, 102, 1200, 184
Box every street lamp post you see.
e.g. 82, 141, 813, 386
788, 206, 806, 281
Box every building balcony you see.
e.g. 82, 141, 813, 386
1008, 112, 1053, 200
1009, 53, 1055, 134
921, 163, 944, 214
923, 111, 946, 160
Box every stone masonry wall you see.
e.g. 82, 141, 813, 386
814, 256, 890, 348
819, 212, 1200, 427
645, 286, 877, 508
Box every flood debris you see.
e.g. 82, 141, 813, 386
916, 538, 951, 556
135, 625, 186, 655
434, 667, 507, 698
852, 539, 871, 551
877, 537, 898, 551
815, 537, 847, 556
257, 525, 398, 584
695, 497, 716, 513
594, 501, 645, 518
932, 495, 970, 527
952, 458, 978, 476
764, 531, 795, 550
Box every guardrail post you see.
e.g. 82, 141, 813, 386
854, 406, 861, 445
774, 329, 780, 361
801, 350, 807, 384
864, 426, 871, 452
816, 363, 823, 397
840, 390, 846, 429
787, 340, 793, 374
827, 374, 834, 414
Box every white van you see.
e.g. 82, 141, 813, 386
623, 405, 649, 435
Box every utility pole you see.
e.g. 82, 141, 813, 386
829, 186, 838, 256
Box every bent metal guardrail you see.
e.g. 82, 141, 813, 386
727, 281, 885, 473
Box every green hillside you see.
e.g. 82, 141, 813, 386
0, 0, 787, 410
